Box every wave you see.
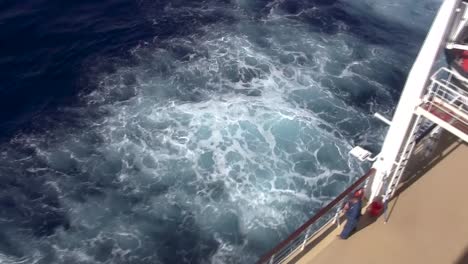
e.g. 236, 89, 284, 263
0, 0, 439, 263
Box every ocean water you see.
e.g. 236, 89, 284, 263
0, 0, 440, 263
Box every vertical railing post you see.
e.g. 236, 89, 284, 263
382, 167, 396, 223
268, 255, 275, 264
301, 227, 312, 251
333, 202, 343, 227
383, 192, 390, 223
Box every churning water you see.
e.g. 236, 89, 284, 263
0, 0, 440, 263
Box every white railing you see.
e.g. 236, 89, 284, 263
423, 67, 468, 129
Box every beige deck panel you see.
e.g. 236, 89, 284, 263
295, 135, 468, 264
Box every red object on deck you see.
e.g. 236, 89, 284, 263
462, 51, 468, 72
462, 60, 468, 72
368, 201, 384, 217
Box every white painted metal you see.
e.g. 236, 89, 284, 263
374, 112, 392, 126
368, 0, 462, 202
300, 227, 312, 251
417, 67, 468, 141
350, 146, 372, 161
382, 114, 423, 212
417, 108, 468, 141
431, 97, 467, 118
446, 43, 468, 50
447, 1, 468, 46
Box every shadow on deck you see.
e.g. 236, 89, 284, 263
295, 131, 468, 264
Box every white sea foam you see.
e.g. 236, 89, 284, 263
0, 0, 441, 263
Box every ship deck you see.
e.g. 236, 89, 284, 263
294, 133, 468, 264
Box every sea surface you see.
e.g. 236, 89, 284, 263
0, 0, 440, 263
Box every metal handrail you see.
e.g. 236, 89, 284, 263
256, 168, 376, 264
425, 67, 468, 127
429, 68, 468, 100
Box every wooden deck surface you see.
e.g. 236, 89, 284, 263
296, 134, 468, 264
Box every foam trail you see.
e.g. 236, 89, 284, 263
0, 0, 440, 263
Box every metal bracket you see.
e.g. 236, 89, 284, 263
374, 112, 392, 126
349, 146, 379, 162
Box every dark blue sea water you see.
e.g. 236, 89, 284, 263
0, 0, 439, 263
